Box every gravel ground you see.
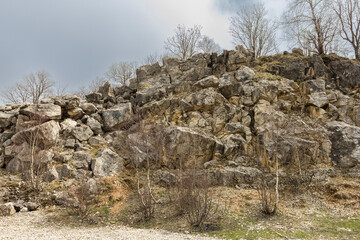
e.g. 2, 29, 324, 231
0, 211, 220, 240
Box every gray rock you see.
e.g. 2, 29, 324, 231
102, 103, 133, 131
80, 103, 97, 115
235, 66, 255, 81
194, 76, 220, 88
303, 79, 326, 93
59, 164, 72, 179
0, 203, 16, 216
67, 107, 84, 120
101, 82, 115, 101
20, 104, 62, 120
72, 124, 94, 141
11, 120, 60, 148
0, 112, 16, 128
86, 117, 102, 135
182, 88, 226, 112
60, 118, 77, 131
43, 166, 59, 182
64, 138, 76, 148
25, 202, 39, 211
327, 121, 360, 168
72, 152, 92, 170
88, 136, 106, 146
308, 92, 329, 108
85, 92, 102, 103
163, 126, 223, 168
85, 178, 98, 195
50, 95, 81, 110
91, 148, 124, 177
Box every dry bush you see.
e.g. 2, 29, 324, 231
255, 130, 279, 215
136, 169, 156, 221
113, 109, 166, 221
67, 178, 96, 220
19, 112, 52, 190
257, 177, 277, 215
173, 170, 218, 228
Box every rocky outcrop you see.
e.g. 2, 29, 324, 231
0, 46, 359, 196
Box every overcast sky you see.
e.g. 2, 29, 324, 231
0, 0, 287, 94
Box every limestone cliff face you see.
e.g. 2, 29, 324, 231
0, 47, 360, 187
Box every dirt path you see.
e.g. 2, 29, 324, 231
0, 211, 220, 240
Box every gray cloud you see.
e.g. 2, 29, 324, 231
213, 0, 257, 13
0, 0, 284, 98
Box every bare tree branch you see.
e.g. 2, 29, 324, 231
333, 0, 360, 59
105, 62, 137, 86
2, 70, 54, 104
143, 53, 164, 65
282, 0, 340, 55
164, 25, 202, 60
229, 2, 278, 58
197, 35, 222, 54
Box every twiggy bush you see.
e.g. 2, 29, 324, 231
257, 176, 277, 215
68, 178, 95, 220
174, 170, 218, 228
19, 110, 52, 190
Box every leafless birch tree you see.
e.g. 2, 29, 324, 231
229, 2, 278, 58
2, 70, 54, 104
105, 61, 137, 86
197, 35, 222, 54
143, 53, 164, 65
282, 0, 339, 55
333, 0, 360, 59
164, 25, 202, 60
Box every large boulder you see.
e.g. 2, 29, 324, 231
41, 95, 81, 110
71, 124, 94, 141
182, 88, 227, 112
91, 148, 124, 177
327, 121, 360, 168
194, 76, 220, 89
72, 151, 93, 170
20, 104, 61, 120
80, 103, 97, 115
163, 126, 223, 168
325, 55, 360, 88
11, 120, 60, 148
102, 103, 133, 131
0, 112, 16, 128
235, 66, 255, 81
86, 117, 102, 135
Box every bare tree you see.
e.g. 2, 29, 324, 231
2, 70, 54, 104
229, 2, 278, 58
197, 35, 222, 54
2, 83, 30, 104
164, 24, 202, 60
282, 0, 339, 55
333, 0, 360, 59
105, 62, 137, 86
25, 71, 54, 104
143, 53, 164, 65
